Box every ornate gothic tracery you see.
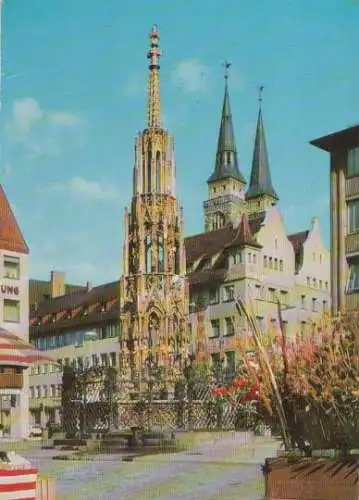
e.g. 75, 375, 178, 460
119, 26, 189, 388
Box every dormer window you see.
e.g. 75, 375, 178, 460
51, 314, 56, 323
83, 307, 89, 317
101, 303, 106, 313
66, 309, 72, 320
37, 316, 42, 326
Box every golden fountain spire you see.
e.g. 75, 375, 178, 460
147, 24, 162, 129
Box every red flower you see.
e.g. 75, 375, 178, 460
233, 378, 249, 389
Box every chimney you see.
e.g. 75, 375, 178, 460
311, 216, 319, 231
50, 271, 66, 298
86, 281, 93, 292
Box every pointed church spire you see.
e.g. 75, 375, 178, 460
246, 87, 278, 201
207, 62, 246, 184
147, 25, 162, 129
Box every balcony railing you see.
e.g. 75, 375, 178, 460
346, 176, 359, 198
0, 373, 23, 390
29, 396, 61, 409
345, 232, 359, 254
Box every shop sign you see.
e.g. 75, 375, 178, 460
0, 285, 20, 296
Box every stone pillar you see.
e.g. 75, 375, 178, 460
338, 165, 347, 310
330, 158, 338, 314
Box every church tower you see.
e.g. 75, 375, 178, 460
203, 63, 247, 232
120, 26, 189, 388
246, 89, 278, 214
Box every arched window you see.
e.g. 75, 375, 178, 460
158, 235, 164, 272
148, 313, 159, 350
156, 151, 161, 192
175, 240, 180, 274
145, 235, 152, 273
147, 144, 152, 192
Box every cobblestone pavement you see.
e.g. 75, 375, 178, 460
21, 433, 279, 500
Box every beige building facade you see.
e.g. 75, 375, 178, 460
311, 124, 359, 314
187, 76, 330, 373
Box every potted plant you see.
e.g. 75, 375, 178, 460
235, 298, 359, 500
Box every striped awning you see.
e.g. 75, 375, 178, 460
0, 328, 55, 368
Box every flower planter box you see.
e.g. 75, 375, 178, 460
264, 456, 359, 500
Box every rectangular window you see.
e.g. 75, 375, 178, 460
209, 288, 220, 305
210, 319, 220, 338
223, 285, 235, 302
348, 263, 359, 292
280, 290, 288, 305
279, 259, 284, 271
301, 295, 306, 309
211, 353, 221, 374
269, 257, 273, 269
312, 298, 318, 312
274, 258, 278, 270
77, 357, 83, 371
110, 352, 117, 367
348, 199, 359, 233
264, 256, 268, 268
225, 317, 234, 336
101, 353, 109, 366
30, 386, 34, 399
3, 299, 20, 323
256, 316, 264, 331
50, 385, 56, 397
225, 350, 236, 374
348, 147, 359, 177
3, 256, 20, 279
268, 287, 276, 302
323, 300, 328, 312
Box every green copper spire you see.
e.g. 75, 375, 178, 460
246, 88, 278, 201
207, 62, 246, 184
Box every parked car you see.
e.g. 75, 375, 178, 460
29, 425, 42, 437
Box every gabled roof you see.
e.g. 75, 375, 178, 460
0, 185, 29, 254
226, 213, 262, 249
185, 212, 266, 263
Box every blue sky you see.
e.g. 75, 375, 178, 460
1, 0, 359, 285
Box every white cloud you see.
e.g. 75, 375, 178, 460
6, 98, 83, 160
171, 59, 208, 92
50, 176, 119, 202
12, 98, 43, 133
47, 110, 82, 127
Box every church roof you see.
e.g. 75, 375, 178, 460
207, 80, 246, 184
0, 185, 29, 254
246, 108, 278, 201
